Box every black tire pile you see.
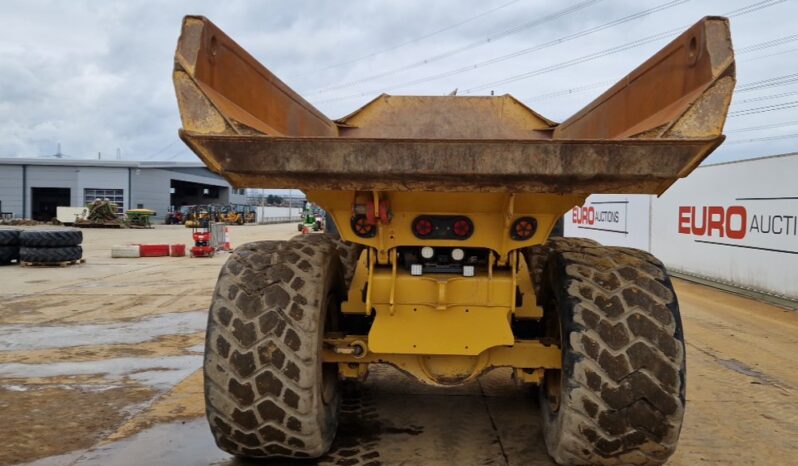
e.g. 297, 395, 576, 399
14, 230, 84, 264
0, 229, 21, 265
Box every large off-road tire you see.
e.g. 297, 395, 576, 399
0, 246, 19, 264
204, 235, 345, 459
328, 238, 363, 288
526, 237, 599, 297
19, 229, 83, 247
0, 229, 21, 246
302, 234, 363, 288
19, 246, 82, 263
538, 240, 685, 466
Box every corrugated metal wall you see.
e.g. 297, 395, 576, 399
0, 165, 23, 217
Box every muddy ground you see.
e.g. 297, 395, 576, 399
1, 223, 797, 465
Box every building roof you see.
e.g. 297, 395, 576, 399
0, 157, 208, 169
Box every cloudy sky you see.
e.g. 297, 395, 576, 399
1, 0, 796, 165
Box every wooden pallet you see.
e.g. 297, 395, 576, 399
21, 258, 86, 267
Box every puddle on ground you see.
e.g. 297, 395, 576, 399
0, 355, 202, 390
69, 419, 232, 466
0, 310, 207, 351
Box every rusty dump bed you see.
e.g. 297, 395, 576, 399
173, 16, 735, 195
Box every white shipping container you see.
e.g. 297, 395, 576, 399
563, 153, 798, 300
651, 154, 798, 300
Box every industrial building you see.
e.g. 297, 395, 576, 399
0, 158, 247, 221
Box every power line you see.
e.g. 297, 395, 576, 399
733, 90, 798, 105
462, 0, 787, 94
728, 100, 798, 117
291, 0, 523, 78
316, 0, 787, 104
523, 80, 616, 102
519, 48, 798, 108
727, 120, 798, 133
736, 72, 798, 92
309, 0, 603, 94
316, 0, 687, 101
742, 46, 798, 63
462, 29, 679, 93
737, 32, 798, 54
726, 132, 798, 144
142, 140, 178, 160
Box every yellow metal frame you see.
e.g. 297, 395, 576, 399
311, 190, 581, 384
343, 251, 542, 355
307, 191, 585, 385
323, 335, 560, 386
307, 191, 584, 261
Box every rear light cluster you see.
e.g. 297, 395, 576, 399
412, 215, 474, 240
352, 211, 537, 242
511, 216, 538, 240
350, 214, 377, 238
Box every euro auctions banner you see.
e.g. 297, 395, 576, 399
652, 154, 798, 300
563, 194, 651, 251
564, 153, 798, 300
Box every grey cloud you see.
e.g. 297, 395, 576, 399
0, 0, 795, 164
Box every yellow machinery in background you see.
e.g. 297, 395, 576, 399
173, 15, 735, 465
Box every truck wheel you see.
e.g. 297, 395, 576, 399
526, 237, 599, 297
19, 229, 83, 247
300, 234, 363, 288
20, 246, 82, 263
0, 229, 21, 246
204, 236, 344, 459
539, 243, 685, 466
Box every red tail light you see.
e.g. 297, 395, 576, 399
511, 217, 537, 240
452, 218, 472, 238
412, 215, 473, 240
413, 218, 434, 237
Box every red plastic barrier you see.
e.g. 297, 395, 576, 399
139, 244, 170, 257
170, 244, 186, 257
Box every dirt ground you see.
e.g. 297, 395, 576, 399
1, 223, 797, 466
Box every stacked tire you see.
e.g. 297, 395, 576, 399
19, 230, 83, 264
0, 229, 21, 265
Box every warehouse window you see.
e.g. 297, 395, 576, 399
84, 188, 124, 214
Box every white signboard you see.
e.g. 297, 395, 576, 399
563, 154, 798, 300
563, 194, 651, 251
651, 155, 798, 299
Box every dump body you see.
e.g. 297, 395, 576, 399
174, 16, 734, 196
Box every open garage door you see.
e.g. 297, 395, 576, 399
169, 179, 228, 210
31, 187, 70, 221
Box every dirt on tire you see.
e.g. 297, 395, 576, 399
19, 246, 83, 263
525, 237, 599, 296
204, 235, 344, 458
538, 237, 685, 466
19, 230, 83, 247
301, 234, 363, 287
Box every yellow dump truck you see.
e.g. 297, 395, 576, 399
173, 16, 734, 465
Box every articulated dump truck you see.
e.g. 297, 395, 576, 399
173, 16, 734, 465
